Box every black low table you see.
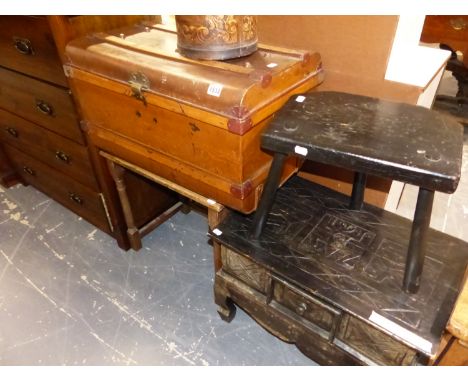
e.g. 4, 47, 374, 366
252, 91, 464, 293
210, 176, 468, 365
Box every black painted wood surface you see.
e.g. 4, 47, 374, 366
262, 91, 463, 193
210, 176, 468, 357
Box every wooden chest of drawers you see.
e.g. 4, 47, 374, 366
0, 16, 169, 248
4, 145, 110, 232
0, 109, 98, 190
0, 16, 113, 235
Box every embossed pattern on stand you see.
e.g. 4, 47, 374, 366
213, 176, 468, 350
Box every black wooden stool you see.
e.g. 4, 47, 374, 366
252, 91, 463, 294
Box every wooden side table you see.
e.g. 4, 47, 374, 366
100, 151, 227, 271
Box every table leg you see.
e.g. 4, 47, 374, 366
403, 187, 434, 294
107, 160, 142, 251
350, 172, 367, 210
251, 153, 288, 239
208, 206, 228, 272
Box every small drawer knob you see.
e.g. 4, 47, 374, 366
13, 37, 34, 55
22, 166, 35, 176
296, 302, 308, 316
6, 127, 19, 138
55, 151, 70, 164
69, 192, 83, 205
35, 100, 53, 116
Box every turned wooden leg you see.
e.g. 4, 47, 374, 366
208, 206, 228, 272
403, 187, 434, 294
107, 160, 142, 251
214, 276, 236, 322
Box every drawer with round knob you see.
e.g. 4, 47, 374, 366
0, 66, 82, 144
272, 277, 341, 337
0, 16, 68, 87
0, 109, 98, 190
4, 145, 111, 234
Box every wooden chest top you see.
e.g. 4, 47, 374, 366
64, 23, 323, 135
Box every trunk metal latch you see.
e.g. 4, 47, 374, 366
128, 72, 150, 105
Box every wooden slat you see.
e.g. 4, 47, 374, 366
99, 150, 224, 212
93, 32, 254, 75
257, 43, 309, 58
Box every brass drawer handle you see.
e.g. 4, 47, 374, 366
13, 37, 34, 55
450, 18, 467, 31
55, 151, 70, 164
35, 100, 53, 116
6, 127, 19, 138
69, 192, 83, 205
296, 302, 308, 316
22, 166, 35, 176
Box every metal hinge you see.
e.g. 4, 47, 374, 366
128, 72, 150, 105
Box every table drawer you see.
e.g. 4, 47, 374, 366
272, 278, 341, 336
0, 109, 98, 190
0, 66, 82, 144
0, 16, 67, 87
220, 246, 270, 293
4, 145, 110, 233
336, 315, 418, 366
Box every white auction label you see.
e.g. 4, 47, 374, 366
369, 311, 433, 354
212, 228, 223, 236
294, 145, 308, 156
295, 95, 306, 103
267, 63, 278, 68
207, 83, 223, 97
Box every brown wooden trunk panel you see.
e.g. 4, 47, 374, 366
89, 125, 298, 214
0, 66, 82, 144
0, 16, 68, 87
4, 144, 110, 233
74, 80, 259, 183
0, 109, 98, 190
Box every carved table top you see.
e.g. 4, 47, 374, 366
211, 176, 468, 356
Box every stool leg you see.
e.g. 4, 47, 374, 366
251, 153, 287, 239
403, 187, 434, 294
350, 172, 367, 210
